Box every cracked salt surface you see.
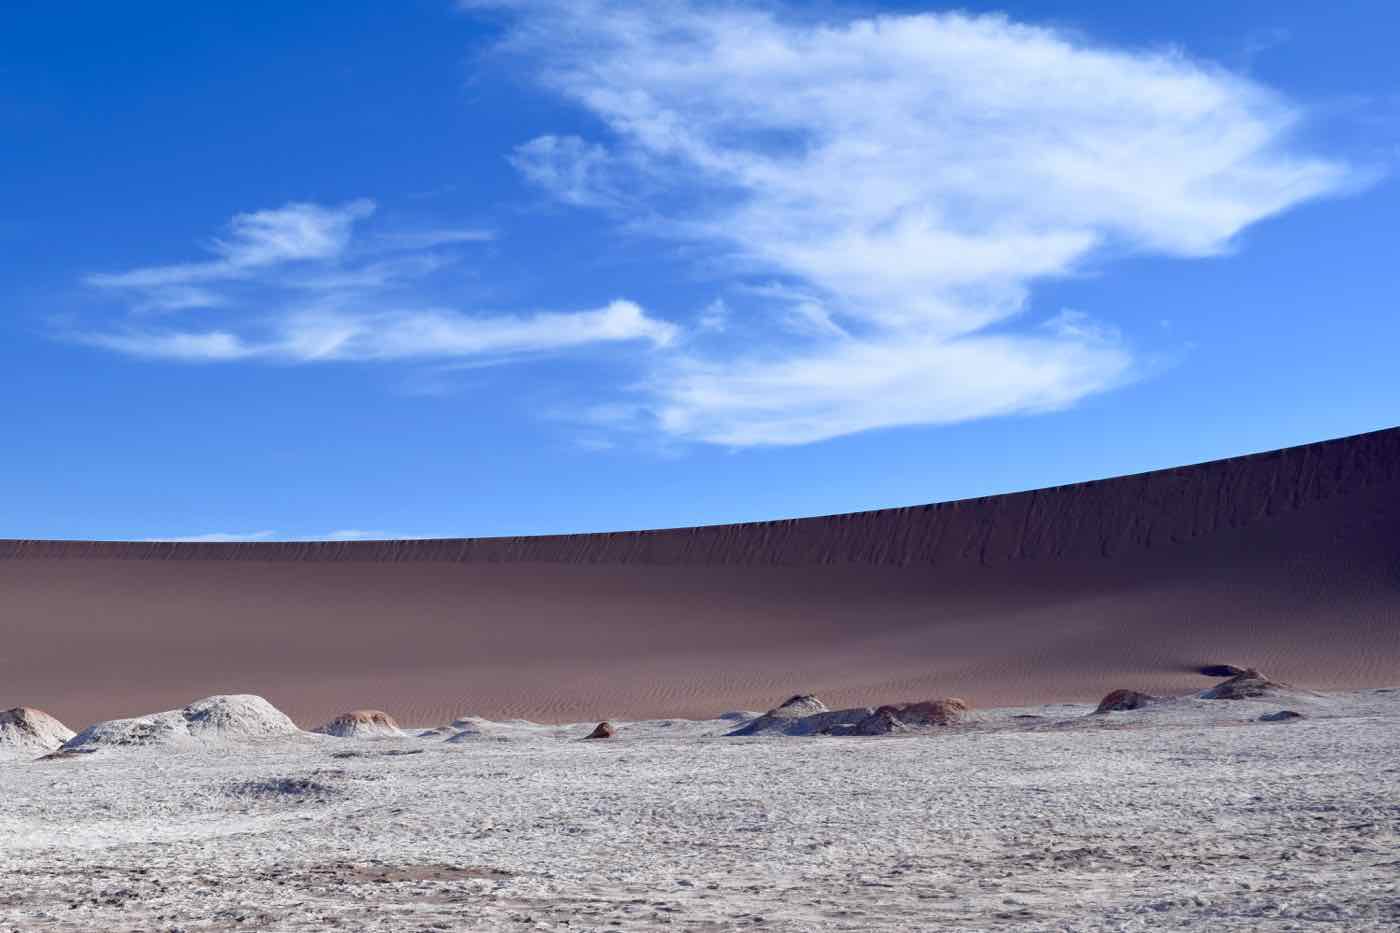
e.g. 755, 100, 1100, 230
2, 690, 1398, 931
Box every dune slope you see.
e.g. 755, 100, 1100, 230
2, 427, 1398, 726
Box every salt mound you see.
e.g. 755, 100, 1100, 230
0, 707, 75, 754
1094, 689, 1158, 713
1199, 669, 1290, 700
442, 717, 519, 743
314, 709, 403, 738
729, 695, 871, 737
62, 695, 300, 752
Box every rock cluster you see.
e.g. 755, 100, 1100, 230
854, 699, 970, 735
729, 694, 968, 737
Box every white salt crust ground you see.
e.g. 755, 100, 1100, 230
2, 689, 1398, 931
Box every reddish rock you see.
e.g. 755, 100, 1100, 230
1200, 669, 1286, 700
853, 698, 970, 735
1094, 689, 1157, 713
585, 721, 615, 740
314, 709, 403, 738
894, 698, 970, 725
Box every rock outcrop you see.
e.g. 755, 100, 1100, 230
1094, 689, 1158, 713
772, 695, 829, 718
585, 721, 615, 739
1199, 669, 1288, 700
314, 710, 403, 738
852, 699, 970, 735
1259, 709, 1304, 722
61, 695, 300, 752
728, 695, 864, 736
0, 707, 75, 754
1199, 664, 1248, 678
729, 695, 968, 737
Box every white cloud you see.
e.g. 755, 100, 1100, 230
481, 0, 1354, 445
375, 228, 495, 249
143, 530, 279, 543
320, 529, 388, 541
131, 285, 228, 314
78, 199, 674, 365
650, 328, 1132, 447
212, 199, 376, 267
696, 299, 729, 333
90, 330, 253, 361
88, 200, 376, 291
509, 135, 618, 207
143, 529, 416, 542
82, 299, 675, 362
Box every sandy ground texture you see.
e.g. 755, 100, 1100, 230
3, 686, 1398, 931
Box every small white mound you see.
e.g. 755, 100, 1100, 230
314, 709, 404, 738
443, 717, 521, 743
62, 695, 300, 752
0, 707, 76, 754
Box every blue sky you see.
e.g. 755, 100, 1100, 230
3, 0, 1397, 541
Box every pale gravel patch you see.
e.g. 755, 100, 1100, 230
0, 691, 1397, 931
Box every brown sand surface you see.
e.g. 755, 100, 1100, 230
2, 427, 1397, 728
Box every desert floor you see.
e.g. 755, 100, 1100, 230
3, 689, 1399, 932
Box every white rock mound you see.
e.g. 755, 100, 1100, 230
441, 716, 527, 743
728, 695, 872, 737
61, 695, 300, 752
0, 707, 76, 754
314, 709, 404, 738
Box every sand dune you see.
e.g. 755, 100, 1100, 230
2, 427, 1397, 727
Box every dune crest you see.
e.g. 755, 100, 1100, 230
2, 427, 1398, 725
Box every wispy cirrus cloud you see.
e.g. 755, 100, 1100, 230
143, 529, 410, 542
77, 199, 674, 362
143, 530, 281, 543
80, 3, 1360, 449
83, 298, 674, 362
88, 200, 376, 294
477, 0, 1357, 445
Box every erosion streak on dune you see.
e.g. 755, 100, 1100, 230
2, 428, 1398, 727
